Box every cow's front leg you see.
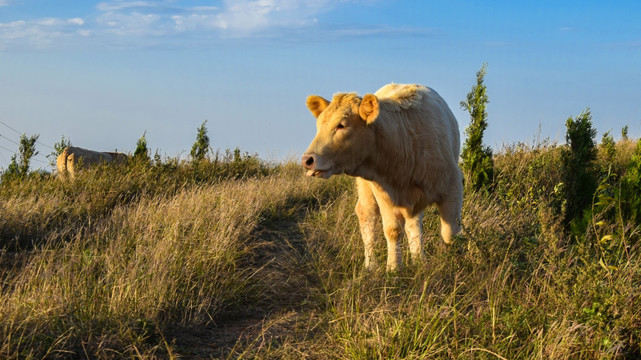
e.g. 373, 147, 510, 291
356, 179, 380, 271
404, 212, 424, 263
380, 207, 404, 271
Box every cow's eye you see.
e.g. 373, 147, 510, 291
336, 122, 347, 130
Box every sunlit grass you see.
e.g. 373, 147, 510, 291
1, 142, 640, 359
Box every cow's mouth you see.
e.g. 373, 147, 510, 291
306, 169, 331, 179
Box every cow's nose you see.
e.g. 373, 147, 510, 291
301, 154, 315, 169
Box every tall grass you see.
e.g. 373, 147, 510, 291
0, 153, 269, 250
0, 159, 335, 358
233, 139, 640, 359
1, 140, 640, 359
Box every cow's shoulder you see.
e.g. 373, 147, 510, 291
375, 83, 427, 110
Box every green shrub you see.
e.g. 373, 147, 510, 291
133, 131, 150, 162
494, 140, 564, 214
190, 120, 211, 161
47, 135, 72, 168
1, 133, 39, 182
600, 130, 616, 166
561, 108, 598, 229
460, 63, 494, 192
621, 125, 629, 141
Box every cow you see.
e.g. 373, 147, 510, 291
56, 146, 128, 178
301, 83, 463, 271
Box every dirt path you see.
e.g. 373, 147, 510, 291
169, 211, 323, 359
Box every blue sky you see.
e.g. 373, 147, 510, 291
1, 0, 640, 169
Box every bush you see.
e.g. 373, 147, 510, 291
621, 125, 629, 141
494, 139, 565, 215
1, 133, 39, 182
460, 63, 494, 192
561, 108, 598, 229
190, 120, 211, 161
600, 130, 616, 166
47, 135, 72, 168
134, 131, 150, 162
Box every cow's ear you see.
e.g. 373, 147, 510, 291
306, 95, 330, 118
359, 94, 379, 124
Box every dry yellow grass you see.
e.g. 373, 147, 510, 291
1, 140, 640, 359
0, 163, 337, 358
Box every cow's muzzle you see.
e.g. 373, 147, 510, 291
301, 153, 316, 170
301, 153, 331, 178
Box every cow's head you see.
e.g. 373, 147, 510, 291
301, 92, 379, 179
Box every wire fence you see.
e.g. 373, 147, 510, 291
0, 119, 56, 170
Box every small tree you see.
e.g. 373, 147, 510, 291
47, 135, 72, 168
621, 125, 629, 141
600, 130, 616, 164
191, 120, 211, 161
2, 133, 39, 181
460, 63, 494, 192
562, 108, 597, 227
134, 131, 150, 162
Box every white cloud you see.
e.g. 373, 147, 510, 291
192, 6, 219, 12
97, 11, 166, 36
0, 20, 25, 29
212, 0, 337, 35
36, 18, 60, 26
0, 20, 60, 48
96, 1, 156, 12
68, 18, 85, 26
92, 0, 338, 38
95, 1, 189, 37
0, 17, 87, 49
0, 1, 426, 49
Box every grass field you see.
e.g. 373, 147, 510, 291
1, 140, 640, 359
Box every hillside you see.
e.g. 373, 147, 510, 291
1, 140, 640, 359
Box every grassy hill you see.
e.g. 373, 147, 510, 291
1, 140, 640, 359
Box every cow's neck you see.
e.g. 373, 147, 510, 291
372, 122, 416, 186
349, 126, 415, 192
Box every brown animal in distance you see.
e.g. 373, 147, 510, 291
57, 146, 128, 178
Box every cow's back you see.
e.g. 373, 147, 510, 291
104, 152, 128, 163
374, 84, 460, 178
68, 147, 114, 164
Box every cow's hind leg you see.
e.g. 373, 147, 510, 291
355, 179, 380, 271
404, 212, 424, 263
437, 179, 463, 244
